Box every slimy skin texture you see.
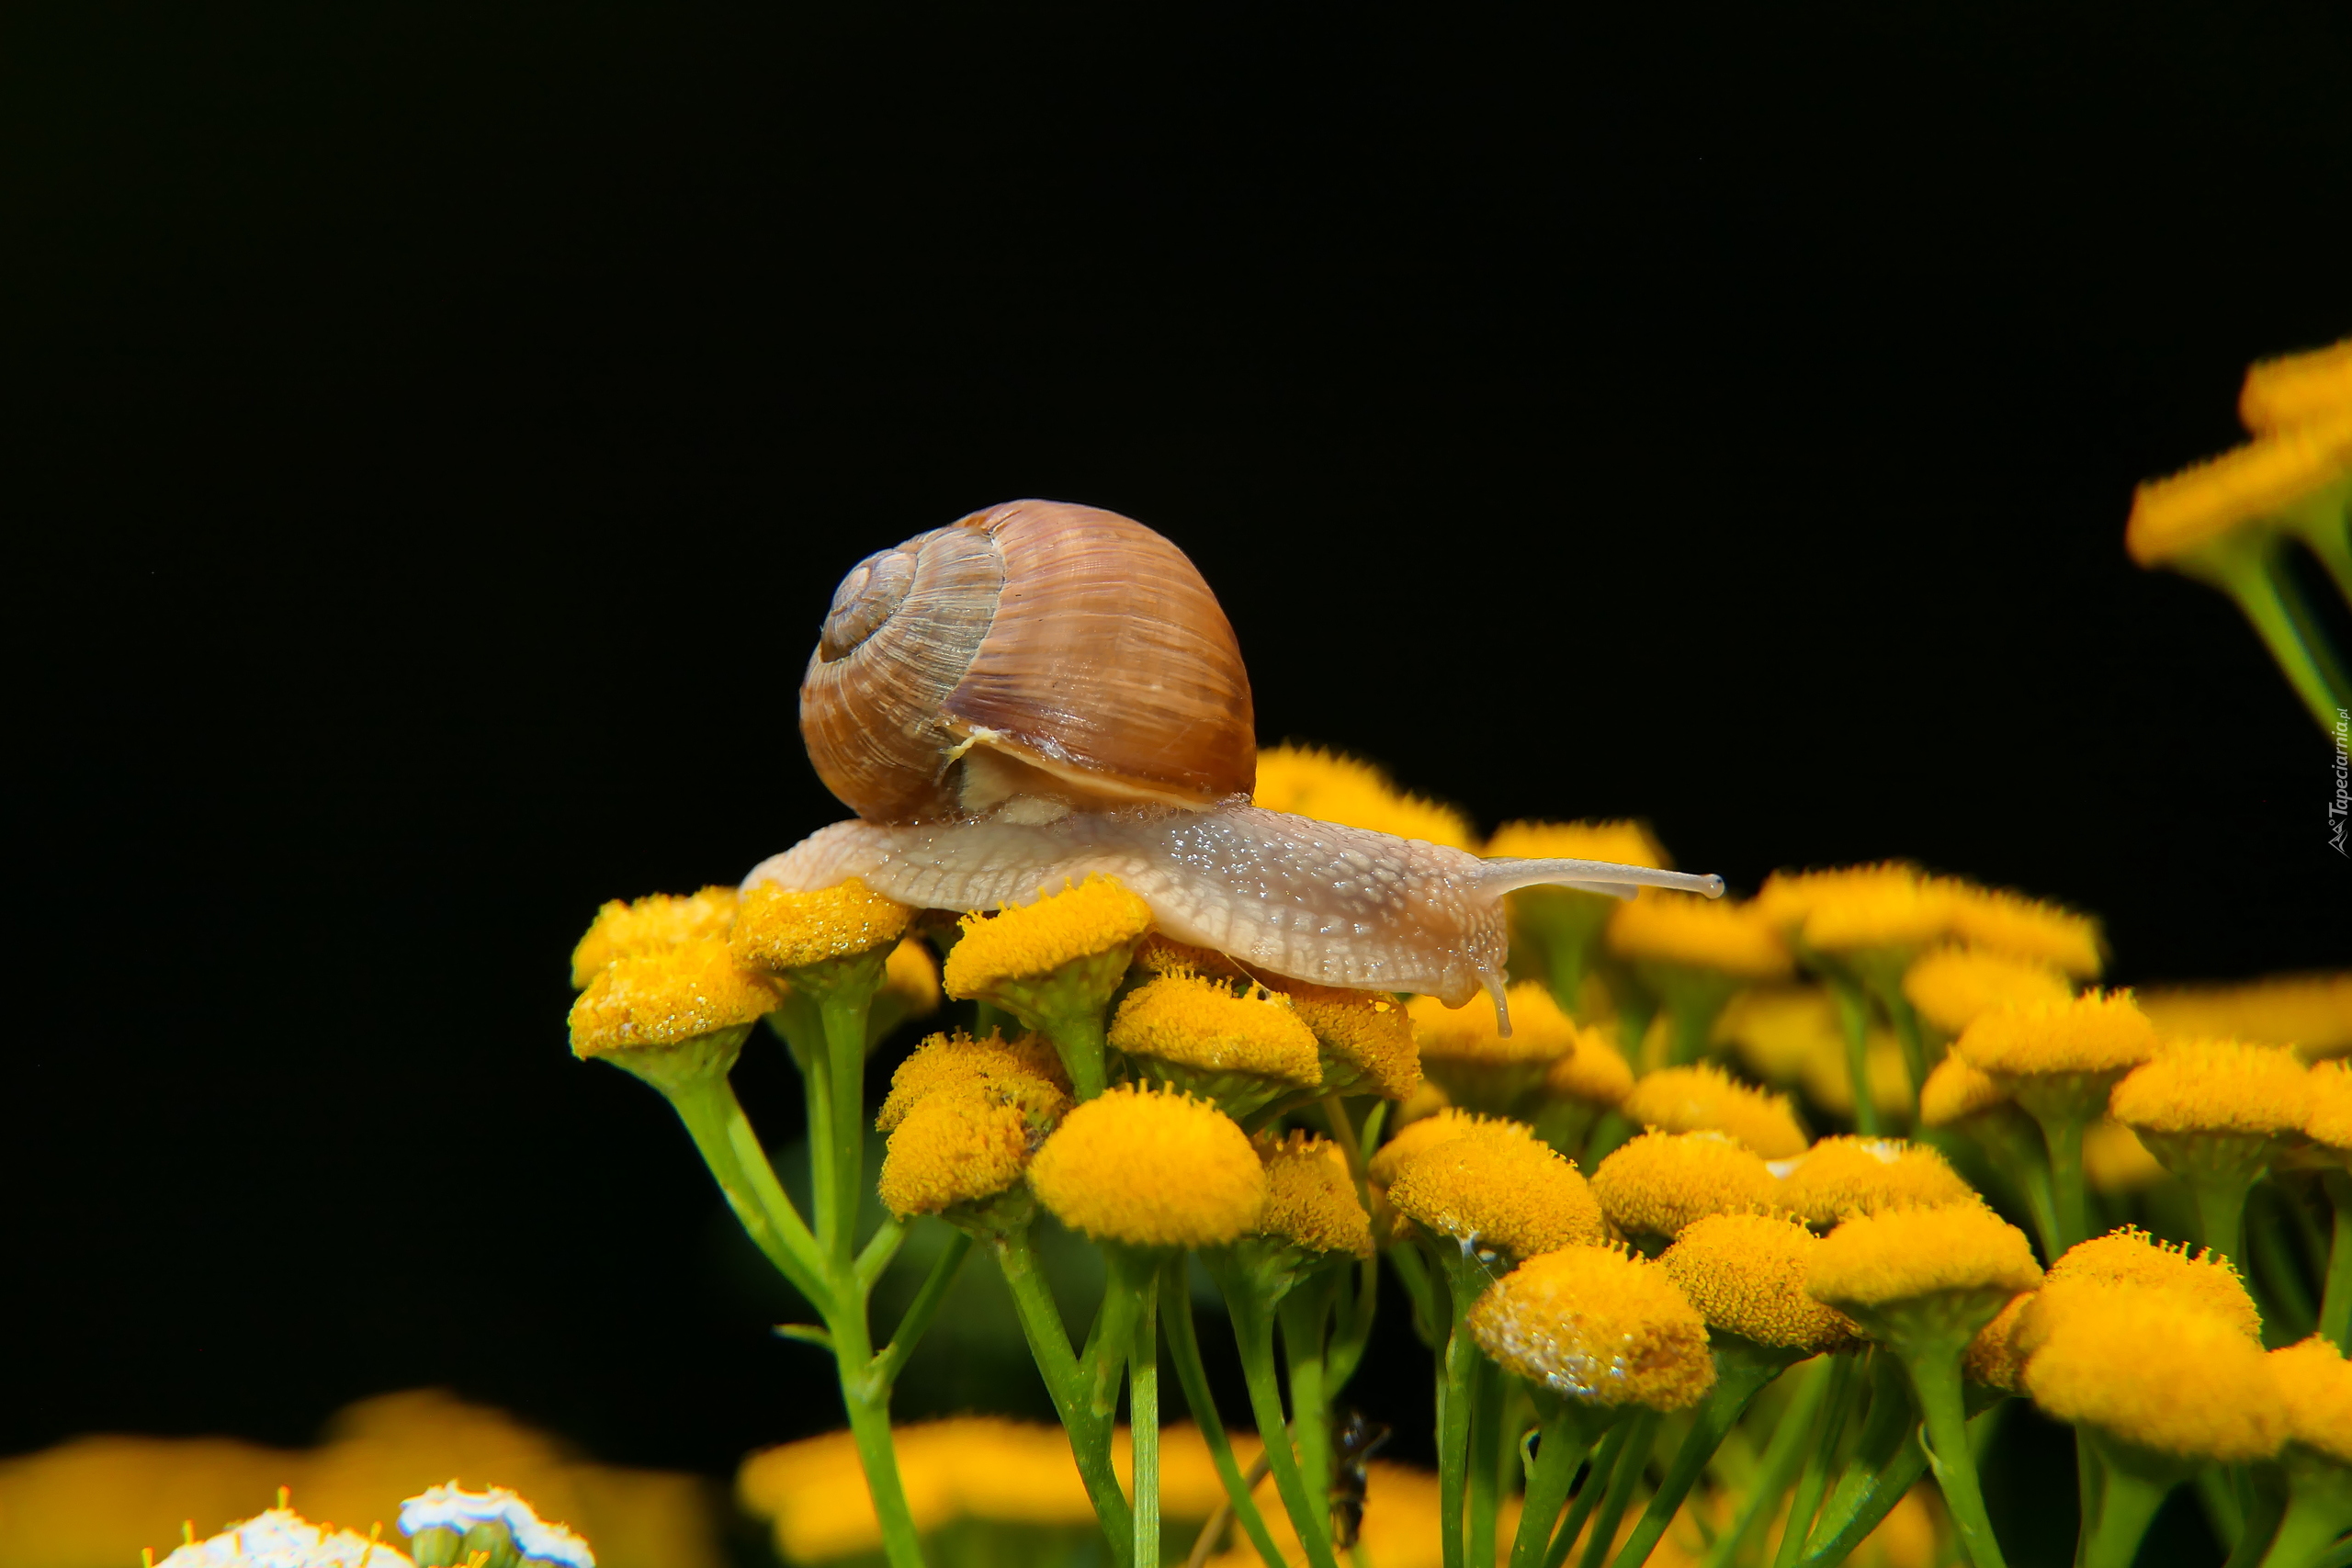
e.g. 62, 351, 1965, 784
745, 803, 1721, 1027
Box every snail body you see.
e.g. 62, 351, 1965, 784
763, 498, 1724, 1030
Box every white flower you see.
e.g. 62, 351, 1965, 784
157, 1510, 413, 1568
397, 1484, 595, 1568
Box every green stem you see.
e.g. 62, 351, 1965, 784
1512, 1403, 1612, 1568
2192, 1171, 2258, 1268
2323, 1170, 2352, 1351
1902, 1351, 2007, 1568
1883, 993, 1928, 1127
838, 1352, 928, 1568
1163, 1261, 1287, 1568
2289, 502, 2352, 611
665, 1077, 828, 1305
1700, 1353, 1834, 1568
2077, 1445, 2177, 1568
1229, 1289, 1344, 1568
1792, 1444, 1928, 1568
1774, 1352, 1860, 1568
993, 1229, 1135, 1558
1610, 1341, 1796, 1568
1808, 1348, 1914, 1551
1387, 1241, 1445, 1348
1048, 1011, 1110, 1101
2034, 1109, 2089, 1256
1576, 1412, 1657, 1568
858, 1216, 909, 1292
1469, 1357, 1506, 1568
1281, 1279, 1338, 1528
2256, 1476, 2352, 1568
1826, 976, 1879, 1136
1439, 1262, 1480, 1568
818, 990, 873, 1267
2206, 536, 2352, 736
2221, 1465, 2289, 1568
1546, 1420, 1636, 1568
866, 1230, 973, 1394
1133, 1264, 1161, 1568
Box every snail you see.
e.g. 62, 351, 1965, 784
747, 500, 1724, 1029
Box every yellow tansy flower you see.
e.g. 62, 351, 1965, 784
877, 936, 943, 1022
2125, 410, 2352, 567
2137, 972, 2352, 1058
1807, 1204, 2042, 1314
1252, 744, 1476, 850
1385, 1123, 1607, 1260
1917, 1055, 2009, 1127
1468, 1244, 1716, 1410
2023, 1292, 2286, 1462
1589, 1131, 1778, 1242
570, 886, 740, 988
1953, 990, 2159, 1079
1544, 1029, 1635, 1109
1621, 1065, 1809, 1159
1486, 819, 1668, 869
1028, 1085, 1265, 1249
2241, 337, 2352, 434
1714, 986, 1839, 1085
1410, 981, 1581, 1112
1661, 1212, 1859, 1353
2308, 1059, 2352, 1153
1937, 886, 2105, 981
2017, 1226, 2262, 1351
943, 874, 1154, 997
1797, 1029, 1915, 1122
1267, 976, 1423, 1100
1107, 971, 1323, 1113
731, 878, 913, 974
2109, 1039, 2316, 1138
569, 939, 782, 1085
1963, 1292, 2036, 1392
1255, 1132, 1374, 1258
1757, 863, 1951, 953
1606, 892, 1793, 981
2268, 1335, 2352, 1466
1773, 1137, 1976, 1229
1132, 933, 1255, 986
877, 1077, 1067, 1221
1367, 1107, 1521, 1187
875, 1029, 1069, 1131
1903, 946, 2074, 1038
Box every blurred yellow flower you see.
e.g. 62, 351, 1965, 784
2125, 410, 2352, 567
2136, 972, 2352, 1058
2241, 337, 2352, 434
2308, 1059, 2352, 1154
570, 886, 739, 988
1253, 744, 1476, 850
1937, 886, 2104, 980
1486, 819, 1668, 868
1903, 946, 2073, 1037
1917, 1055, 2008, 1127
1544, 1029, 1635, 1109
1808, 1204, 2041, 1312
1963, 1292, 2036, 1392
1622, 1065, 1809, 1159
2082, 1120, 2167, 1193
1773, 1137, 1976, 1229
1469, 1244, 1716, 1410
2109, 1039, 2315, 1138
2267, 1336, 2352, 1466
2017, 1226, 2262, 1351
2023, 1292, 2285, 1462
1408, 982, 1579, 1066
1952, 990, 2158, 1079
1027, 1084, 1265, 1248
1757, 863, 1950, 954
1606, 892, 1793, 981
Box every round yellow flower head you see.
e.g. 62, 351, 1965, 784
1606, 892, 1793, 981
1487, 819, 1668, 868
1903, 946, 2074, 1037
878, 936, 944, 1019
1938, 886, 2105, 981
2241, 336, 2352, 434
1590, 1131, 1778, 1241
876, 1029, 1069, 1130
1798, 1029, 1914, 1122
1252, 744, 1476, 850
1544, 1027, 1635, 1109
1366, 1107, 1521, 1187
1661, 1212, 1859, 1353
877, 1075, 1069, 1219
2267, 1335, 2352, 1465
2126, 411, 2352, 566
1918, 1055, 2010, 1127
1621, 1065, 1809, 1159
944, 874, 1154, 996
1773, 1137, 1977, 1229
2137, 972, 2352, 1057
1715, 987, 1839, 1085
1469, 1244, 1716, 1410
2022, 1226, 2263, 1349
2024, 1290, 2287, 1461
1758, 863, 1951, 953
731, 878, 913, 974
1028, 1085, 1265, 1249
1808, 1204, 2042, 1314
1385, 1123, 1606, 1259
569, 938, 782, 1068
2110, 1038, 2317, 1137
1255, 1131, 1374, 1258
571, 886, 740, 987
2083, 1120, 2166, 1193
1269, 977, 1423, 1100
1108, 971, 1323, 1110
1409, 982, 1579, 1066
1963, 1292, 2037, 1391
2309, 1060, 2352, 1153
1953, 989, 2159, 1079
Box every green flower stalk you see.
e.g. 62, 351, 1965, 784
1919, 1055, 2063, 1260
2109, 1039, 2317, 1263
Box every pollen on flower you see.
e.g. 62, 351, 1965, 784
1485, 819, 1670, 868
1903, 946, 2075, 1037
2137, 972, 2352, 1057
876, 1029, 1070, 1130
878, 1077, 1064, 1218
1028, 1085, 1265, 1248
1774, 1137, 1977, 1229
2016, 1226, 2262, 1353
1952, 990, 2159, 1079
1270, 978, 1423, 1100
155, 1508, 418, 1568
1251, 744, 1476, 850
1938, 886, 2106, 980
1468, 1244, 1716, 1410
943, 874, 1154, 996
1621, 1065, 1809, 1160
1605, 891, 1793, 981
2241, 336, 2352, 433
1807, 1204, 2042, 1311
1544, 1028, 1634, 1109
1917, 1055, 2010, 1127
1366, 1107, 1528, 1187
2125, 411, 2352, 566
2023, 1291, 2286, 1462
1757, 863, 1951, 953
570, 886, 741, 988
1963, 1292, 2037, 1391
2267, 1335, 2352, 1465
1408, 982, 1580, 1065
1131, 933, 1254, 986
1255, 1131, 1374, 1258
730, 879, 914, 974
2308, 1060, 2352, 1152
568, 939, 782, 1059
2109, 1038, 2316, 1137
1589, 1131, 1778, 1241
1660, 1212, 1859, 1353
1384, 1123, 1606, 1259
1109, 972, 1323, 1085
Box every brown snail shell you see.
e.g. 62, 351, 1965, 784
800, 500, 1256, 823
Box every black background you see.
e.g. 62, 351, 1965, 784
6, 0, 2347, 1540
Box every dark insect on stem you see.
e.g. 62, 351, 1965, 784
1330, 1406, 1393, 1551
